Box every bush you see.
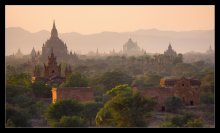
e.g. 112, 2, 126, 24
185, 118, 203, 127
160, 112, 203, 127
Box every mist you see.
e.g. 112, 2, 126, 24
5, 27, 214, 56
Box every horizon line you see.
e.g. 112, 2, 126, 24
6, 26, 215, 35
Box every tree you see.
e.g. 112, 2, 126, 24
6, 73, 38, 127
165, 96, 183, 113
201, 70, 214, 93
171, 63, 197, 77
98, 71, 133, 91
58, 116, 87, 127
31, 80, 51, 98
132, 73, 161, 89
96, 84, 156, 127
6, 84, 34, 110
60, 72, 88, 87
6, 103, 31, 127
74, 65, 89, 75
82, 102, 103, 126
45, 100, 84, 126
160, 112, 203, 127
6, 73, 32, 88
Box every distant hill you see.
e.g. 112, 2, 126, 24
6, 27, 214, 55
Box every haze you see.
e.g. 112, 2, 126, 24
5, 5, 214, 55
6, 5, 214, 34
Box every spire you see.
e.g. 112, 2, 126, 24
207, 45, 213, 54
168, 42, 172, 50
51, 20, 58, 38
31, 47, 36, 56
53, 20, 56, 29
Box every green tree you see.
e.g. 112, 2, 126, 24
6, 84, 34, 109
58, 116, 87, 127
45, 100, 84, 126
74, 65, 89, 75
96, 84, 156, 127
165, 96, 183, 113
6, 103, 31, 127
6, 73, 32, 88
31, 80, 51, 98
160, 112, 202, 127
98, 71, 133, 91
132, 73, 161, 88
60, 72, 88, 87
201, 70, 214, 92
82, 102, 103, 126
172, 63, 197, 77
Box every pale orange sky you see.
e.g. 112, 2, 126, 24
6, 5, 214, 34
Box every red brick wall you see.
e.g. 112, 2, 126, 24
135, 87, 174, 110
173, 78, 200, 105
133, 77, 201, 111
57, 87, 94, 102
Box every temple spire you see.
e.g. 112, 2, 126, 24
51, 20, 58, 38
168, 42, 172, 50
53, 20, 56, 29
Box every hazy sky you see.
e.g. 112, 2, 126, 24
6, 5, 214, 34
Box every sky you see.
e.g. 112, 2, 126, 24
6, 5, 214, 34
5, 5, 214, 55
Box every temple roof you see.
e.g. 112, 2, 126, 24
43, 21, 66, 49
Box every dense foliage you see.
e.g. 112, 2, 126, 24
6, 54, 214, 127
60, 72, 88, 87
96, 84, 156, 127
160, 112, 204, 127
